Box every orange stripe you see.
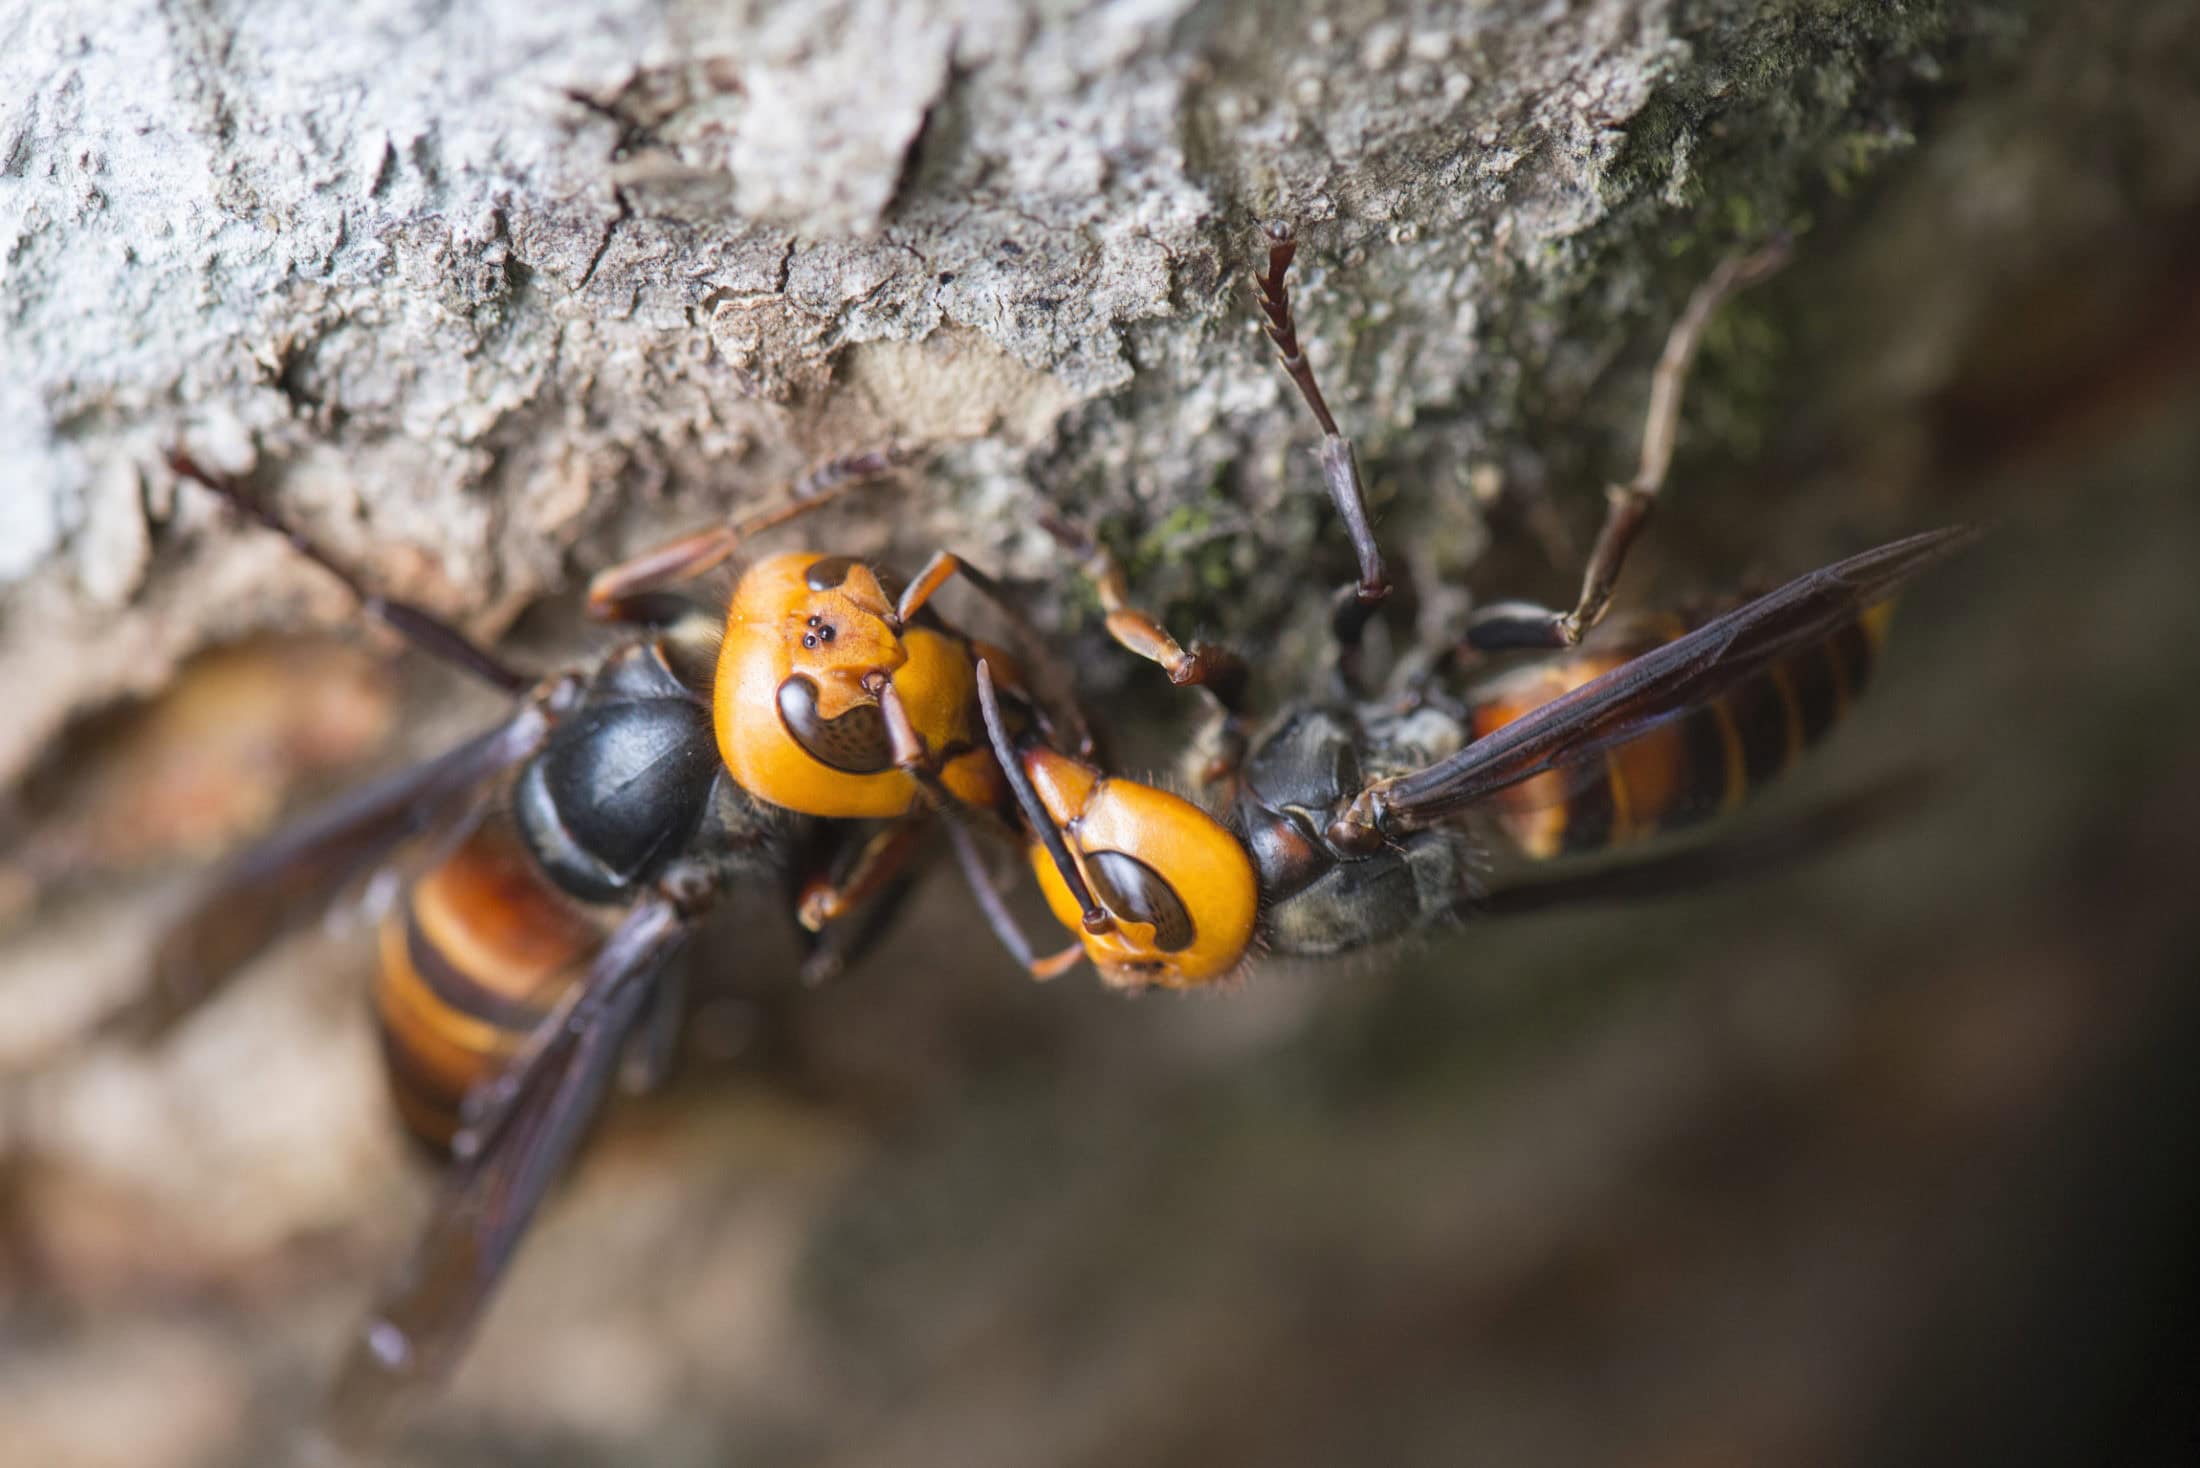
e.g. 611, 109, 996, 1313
1768, 664, 1805, 768
410, 826, 597, 1006
1506, 777, 1572, 860
374, 911, 520, 1099
1824, 627, 1854, 714
1608, 719, 1690, 838
372, 825, 605, 1151
1860, 599, 1896, 650
1474, 659, 1618, 860
1604, 753, 1635, 845
1706, 699, 1747, 811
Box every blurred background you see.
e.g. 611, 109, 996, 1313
5, 4, 2200, 1466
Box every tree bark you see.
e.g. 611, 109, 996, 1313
4, 0, 1966, 781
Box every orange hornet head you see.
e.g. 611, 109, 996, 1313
714, 551, 1002, 819
713, 551, 913, 817
1019, 747, 1259, 990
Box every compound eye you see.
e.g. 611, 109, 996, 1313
777, 674, 894, 774
803, 556, 861, 591
1084, 850, 1196, 953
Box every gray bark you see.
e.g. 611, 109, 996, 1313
3, 0, 1957, 782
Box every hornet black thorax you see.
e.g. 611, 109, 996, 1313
514, 627, 801, 904
1231, 703, 1477, 958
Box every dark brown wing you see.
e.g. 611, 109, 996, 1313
118, 703, 557, 1038
324, 897, 691, 1444
1373, 527, 1977, 830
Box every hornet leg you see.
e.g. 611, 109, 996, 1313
171, 450, 535, 695
1254, 221, 1391, 689
584, 446, 914, 623
1465, 240, 1792, 653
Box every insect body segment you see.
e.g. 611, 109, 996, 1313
373, 817, 599, 1148
370, 631, 754, 1153
1016, 744, 1260, 990
1221, 705, 1477, 961
963, 659, 1257, 990
1469, 600, 1895, 860
713, 550, 1002, 818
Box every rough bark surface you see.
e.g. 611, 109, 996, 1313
3, 0, 1954, 782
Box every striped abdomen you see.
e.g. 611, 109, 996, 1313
373, 819, 603, 1148
1470, 603, 1895, 861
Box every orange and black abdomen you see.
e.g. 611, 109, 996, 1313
1471, 603, 1895, 861
373, 820, 603, 1148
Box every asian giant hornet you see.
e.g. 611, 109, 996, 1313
123, 446, 979, 1436
960, 224, 1974, 989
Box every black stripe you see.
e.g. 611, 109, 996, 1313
1663, 704, 1740, 837
1724, 669, 1796, 786
1788, 638, 1845, 747
1556, 762, 1617, 856
1831, 618, 1876, 701
375, 1019, 468, 1121
405, 905, 558, 1035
